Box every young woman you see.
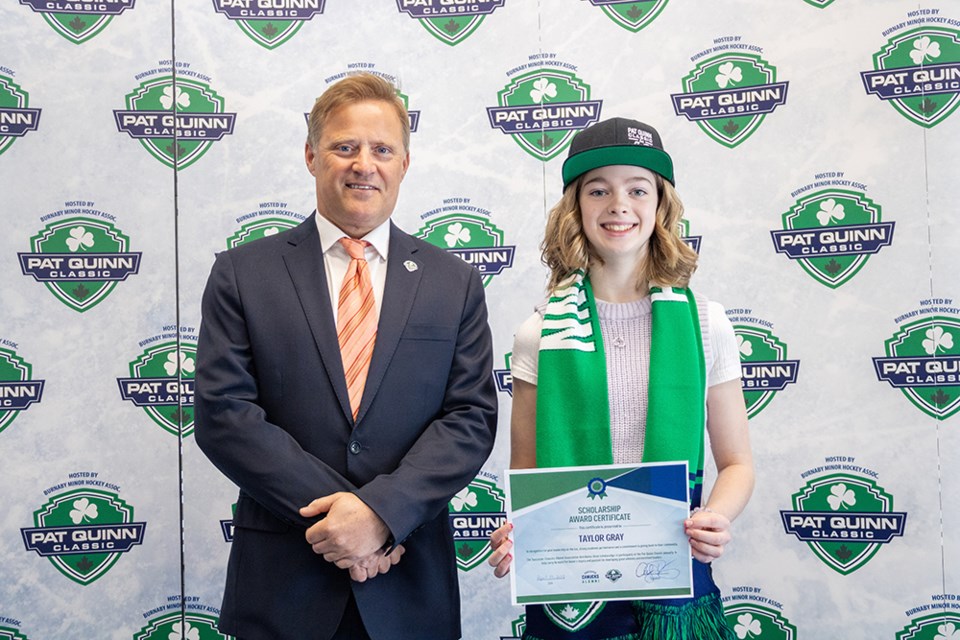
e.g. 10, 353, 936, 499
488, 118, 754, 640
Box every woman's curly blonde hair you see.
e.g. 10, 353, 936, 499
541, 173, 698, 292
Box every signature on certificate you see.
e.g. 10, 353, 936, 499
635, 559, 681, 583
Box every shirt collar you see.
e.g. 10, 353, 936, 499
314, 212, 390, 262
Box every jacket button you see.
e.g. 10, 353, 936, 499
349, 441, 361, 455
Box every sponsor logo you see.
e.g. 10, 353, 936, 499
0, 71, 41, 156
494, 352, 512, 396
586, 0, 670, 33
581, 570, 600, 584
722, 586, 797, 640
21, 473, 146, 585
605, 568, 622, 582
19, 204, 141, 312
672, 37, 788, 147
771, 175, 894, 288
117, 326, 198, 436
488, 55, 602, 161
115, 63, 236, 169
0, 619, 29, 640
212, 0, 326, 49
135, 597, 226, 640
396, 0, 506, 46
415, 197, 515, 287
781, 458, 906, 574
0, 341, 44, 435
227, 202, 305, 248
874, 299, 960, 419
861, 11, 960, 127
18, 0, 135, 44
448, 473, 506, 571
728, 310, 800, 419
898, 595, 960, 639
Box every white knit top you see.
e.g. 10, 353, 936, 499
511, 294, 741, 464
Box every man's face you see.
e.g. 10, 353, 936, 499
306, 100, 410, 238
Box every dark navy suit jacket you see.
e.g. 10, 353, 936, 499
194, 215, 498, 640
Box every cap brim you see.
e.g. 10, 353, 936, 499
562, 145, 675, 189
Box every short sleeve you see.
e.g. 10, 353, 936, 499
511, 311, 543, 385
707, 301, 742, 387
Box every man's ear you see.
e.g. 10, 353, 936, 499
305, 143, 316, 176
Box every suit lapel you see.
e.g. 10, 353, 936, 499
282, 214, 354, 422
356, 223, 423, 424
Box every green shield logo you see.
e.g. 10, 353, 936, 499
115, 76, 235, 170
0, 625, 29, 640
18, 0, 134, 44
0, 346, 44, 434
675, 52, 787, 147
488, 69, 602, 161
723, 604, 797, 640
897, 613, 960, 640
0, 74, 42, 156
134, 612, 228, 640
21, 216, 140, 313
772, 189, 894, 288
25, 488, 145, 585
591, 0, 670, 33
783, 473, 906, 574
802, 0, 835, 7
448, 477, 506, 571
874, 315, 960, 420
396, 0, 505, 46
415, 213, 514, 287
119, 340, 197, 436
863, 27, 960, 128
734, 326, 799, 419
227, 217, 299, 249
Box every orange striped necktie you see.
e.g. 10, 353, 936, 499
337, 237, 377, 419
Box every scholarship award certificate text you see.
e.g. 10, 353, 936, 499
506, 462, 693, 605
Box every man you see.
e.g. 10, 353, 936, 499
194, 73, 498, 640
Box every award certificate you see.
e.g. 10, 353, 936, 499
506, 462, 693, 605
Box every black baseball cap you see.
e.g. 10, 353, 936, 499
561, 117, 675, 190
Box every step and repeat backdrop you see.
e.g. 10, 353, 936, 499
2, 0, 958, 638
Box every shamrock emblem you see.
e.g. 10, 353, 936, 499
160, 85, 191, 110
66, 226, 95, 252
70, 497, 99, 524
263, 227, 280, 237
530, 77, 558, 103
734, 612, 763, 639
737, 335, 753, 358
923, 326, 954, 356
827, 483, 856, 511
910, 36, 942, 65
451, 487, 478, 512
816, 199, 845, 226
169, 621, 201, 640
444, 222, 471, 248
935, 622, 959, 640
715, 62, 743, 89
164, 351, 196, 376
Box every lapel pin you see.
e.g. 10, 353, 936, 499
404, 260, 419, 272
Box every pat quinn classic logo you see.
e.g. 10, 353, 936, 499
722, 586, 797, 640
117, 327, 198, 436
897, 595, 960, 640
728, 309, 800, 419
0, 70, 41, 157
136, 597, 227, 640
21, 473, 146, 585
781, 457, 906, 574
488, 55, 602, 161
874, 299, 960, 420
395, 0, 506, 46
19, 205, 141, 312
227, 201, 305, 249
114, 63, 236, 169
17, 0, 135, 44
448, 473, 507, 571
314, 66, 420, 132
0, 619, 29, 640
672, 37, 789, 147
0, 341, 44, 436
212, 0, 327, 49
585, 0, 670, 33
771, 175, 895, 288
415, 197, 515, 287
861, 12, 960, 128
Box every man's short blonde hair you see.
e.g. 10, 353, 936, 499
306, 73, 410, 152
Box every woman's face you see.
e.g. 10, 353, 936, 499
578, 164, 659, 266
